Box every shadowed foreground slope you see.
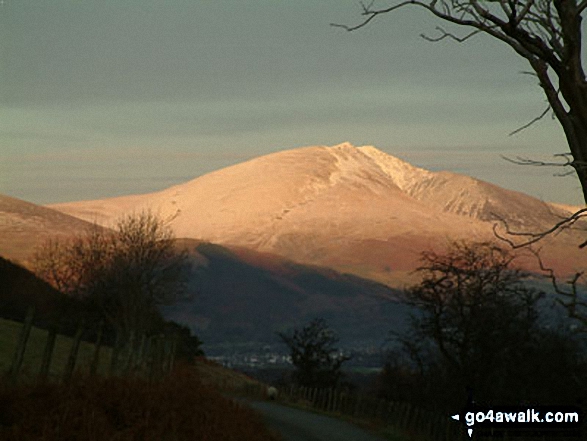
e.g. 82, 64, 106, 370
0, 365, 280, 441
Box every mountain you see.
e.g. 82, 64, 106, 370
0, 194, 102, 265
49, 143, 586, 287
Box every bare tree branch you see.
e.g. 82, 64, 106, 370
492, 209, 587, 249
527, 247, 587, 332
330, 0, 417, 31
421, 26, 481, 42
508, 103, 552, 136
500, 153, 587, 176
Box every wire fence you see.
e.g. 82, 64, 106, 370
4, 306, 177, 385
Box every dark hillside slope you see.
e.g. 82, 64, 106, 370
164, 242, 410, 354
0, 256, 80, 330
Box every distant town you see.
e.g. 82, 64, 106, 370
207, 346, 385, 371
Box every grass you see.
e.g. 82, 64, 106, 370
0, 318, 113, 382
0, 319, 281, 440
0, 363, 281, 441
191, 356, 267, 392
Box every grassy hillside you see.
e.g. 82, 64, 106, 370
0, 318, 113, 381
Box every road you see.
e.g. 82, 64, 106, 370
247, 400, 387, 441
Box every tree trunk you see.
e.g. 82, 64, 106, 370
556, 68, 587, 205
566, 116, 587, 205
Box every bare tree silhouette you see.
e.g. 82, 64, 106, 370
278, 318, 350, 388
34, 211, 191, 339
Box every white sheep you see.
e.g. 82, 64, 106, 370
266, 386, 278, 400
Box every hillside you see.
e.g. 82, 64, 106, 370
48, 143, 586, 287
0, 256, 80, 329
0, 194, 101, 265
166, 240, 409, 353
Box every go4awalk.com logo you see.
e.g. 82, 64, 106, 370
451, 405, 582, 438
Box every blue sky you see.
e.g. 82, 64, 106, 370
1, 0, 582, 205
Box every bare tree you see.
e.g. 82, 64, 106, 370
278, 318, 351, 388
334, 1, 587, 205
396, 241, 546, 404
34, 211, 191, 339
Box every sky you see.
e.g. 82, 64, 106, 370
1, 0, 584, 206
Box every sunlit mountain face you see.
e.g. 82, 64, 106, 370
46, 143, 585, 288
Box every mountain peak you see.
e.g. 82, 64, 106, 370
330, 141, 357, 150
44, 142, 584, 287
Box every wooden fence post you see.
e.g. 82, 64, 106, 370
148, 335, 157, 382
110, 329, 122, 376
63, 319, 84, 383
326, 388, 332, 412
122, 330, 136, 375
164, 336, 177, 374
429, 412, 441, 440
39, 323, 58, 381
400, 402, 409, 429
334, 389, 340, 413
89, 320, 104, 376
8, 306, 35, 383
354, 395, 362, 417
134, 333, 147, 372
435, 413, 447, 441
375, 398, 385, 420
340, 392, 348, 415
149, 334, 164, 382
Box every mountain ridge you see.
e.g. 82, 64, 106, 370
41, 142, 587, 286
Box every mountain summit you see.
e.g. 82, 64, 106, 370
49, 143, 585, 286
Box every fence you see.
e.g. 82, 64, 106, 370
231, 380, 468, 441
280, 384, 469, 441
4, 307, 178, 384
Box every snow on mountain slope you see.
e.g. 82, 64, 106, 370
48, 143, 586, 286
358, 144, 565, 227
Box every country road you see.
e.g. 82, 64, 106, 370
247, 400, 388, 441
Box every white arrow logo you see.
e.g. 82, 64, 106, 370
450, 414, 473, 437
